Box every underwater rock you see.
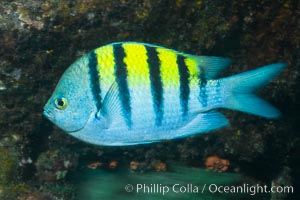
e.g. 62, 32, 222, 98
0, 0, 299, 199
270, 166, 292, 200
0, 146, 19, 185
0, 146, 30, 199
35, 149, 78, 182
20, 192, 58, 200
0, 80, 6, 90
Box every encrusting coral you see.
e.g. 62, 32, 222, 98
204, 156, 230, 172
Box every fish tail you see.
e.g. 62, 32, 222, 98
221, 63, 287, 118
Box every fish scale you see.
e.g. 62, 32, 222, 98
95, 42, 203, 129
43, 41, 286, 146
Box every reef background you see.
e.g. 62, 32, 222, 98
0, 0, 299, 199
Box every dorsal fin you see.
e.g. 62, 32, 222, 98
191, 55, 232, 79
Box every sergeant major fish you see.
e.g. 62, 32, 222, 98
43, 42, 286, 146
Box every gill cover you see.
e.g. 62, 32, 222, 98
43, 55, 96, 132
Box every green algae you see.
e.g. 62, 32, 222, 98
0, 147, 18, 185
35, 148, 78, 182
0, 146, 29, 199
38, 182, 76, 200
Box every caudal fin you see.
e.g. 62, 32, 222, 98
221, 63, 287, 118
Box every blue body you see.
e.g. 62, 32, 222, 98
43, 42, 286, 146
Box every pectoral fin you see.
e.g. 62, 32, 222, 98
96, 81, 124, 128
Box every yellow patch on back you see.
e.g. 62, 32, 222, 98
185, 57, 199, 87
157, 48, 179, 87
94, 45, 115, 85
123, 43, 150, 87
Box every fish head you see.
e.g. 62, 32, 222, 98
43, 55, 95, 133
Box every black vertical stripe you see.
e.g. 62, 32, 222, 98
215, 80, 221, 104
113, 44, 132, 128
199, 66, 208, 107
177, 55, 190, 117
88, 51, 102, 113
145, 46, 164, 126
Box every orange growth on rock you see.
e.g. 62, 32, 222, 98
87, 162, 103, 169
130, 161, 139, 171
155, 162, 167, 172
204, 156, 230, 172
109, 160, 118, 169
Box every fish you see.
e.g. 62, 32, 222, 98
43, 42, 287, 146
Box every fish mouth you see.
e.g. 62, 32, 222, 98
42, 108, 90, 134
43, 109, 54, 120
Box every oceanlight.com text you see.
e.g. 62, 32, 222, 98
124, 183, 294, 196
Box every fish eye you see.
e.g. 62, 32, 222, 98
55, 97, 68, 110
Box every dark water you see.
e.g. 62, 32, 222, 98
0, 0, 299, 199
